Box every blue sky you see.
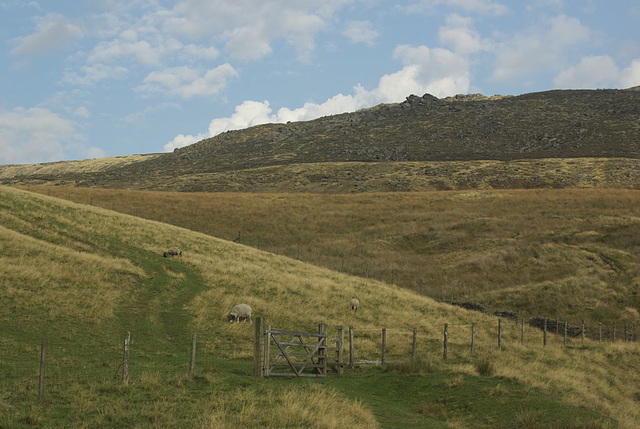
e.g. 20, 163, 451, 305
1, 0, 639, 164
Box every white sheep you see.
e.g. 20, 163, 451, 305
163, 247, 182, 257
350, 298, 360, 313
228, 303, 252, 323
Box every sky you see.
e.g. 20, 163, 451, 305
1, 0, 639, 165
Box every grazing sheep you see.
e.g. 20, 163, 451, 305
163, 247, 182, 258
228, 303, 252, 323
350, 298, 360, 313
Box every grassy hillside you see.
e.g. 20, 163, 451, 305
1, 88, 639, 192
23, 185, 640, 327
2, 185, 639, 427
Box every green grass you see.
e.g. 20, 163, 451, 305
1, 186, 638, 427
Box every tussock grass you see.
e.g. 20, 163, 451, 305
1, 186, 639, 427
24, 185, 640, 325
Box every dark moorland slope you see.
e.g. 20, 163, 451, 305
1, 88, 639, 191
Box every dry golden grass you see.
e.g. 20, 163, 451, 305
23, 185, 640, 325
2, 185, 640, 427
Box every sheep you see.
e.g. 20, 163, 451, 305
163, 247, 182, 257
350, 298, 360, 313
228, 303, 252, 323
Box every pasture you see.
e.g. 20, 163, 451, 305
1, 186, 639, 427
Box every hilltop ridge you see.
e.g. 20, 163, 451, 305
0, 87, 639, 192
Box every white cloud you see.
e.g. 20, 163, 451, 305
0, 107, 83, 164
405, 0, 507, 15
11, 12, 82, 56
137, 64, 238, 99
492, 15, 590, 81
73, 106, 91, 118
62, 64, 128, 86
342, 20, 379, 45
554, 56, 640, 89
438, 14, 491, 55
164, 42, 471, 151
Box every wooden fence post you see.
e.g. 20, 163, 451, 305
582, 320, 586, 346
563, 321, 568, 346
254, 317, 265, 377
599, 322, 602, 342
318, 323, 328, 376
39, 339, 46, 402
498, 318, 502, 351
543, 318, 548, 347
337, 326, 344, 376
443, 323, 448, 361
189, 333, 197, 377
624, 323, 628, 342
264, 324, 271, 376
521, 318, 525, 345
471, 323, 476, 354
122, 331, 130, 385
381, 328, 387, 365
613, 322, 617, 341
349, 326, 355, 369
411, 328, 417, 361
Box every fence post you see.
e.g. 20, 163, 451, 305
122, 331, 130, 385
521, 318, 525, 344
563, 321, 568, 346
634, 323, 637, 342
381, 328, 387, 365
543, 318, 548, 347
471, 323, 476, 354
599, 322, 602, 342
254, 317, 265, 377
189, 333, 197, 377
498, 318, 502, 351
411, 328, 417, 361
443, 323, 448, 361
582, 320, 586, 346
39, 339, 46, 402
349, 326, 354, 369
613, 322, 617, 341
337, 326, 344, 376
318, 323, 328, 376
624, 323, 628, 342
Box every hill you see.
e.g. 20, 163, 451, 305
22, 185, 640, 326
1, 88, 639, 192
1, 186, 639, 427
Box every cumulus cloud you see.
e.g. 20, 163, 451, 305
0, 107, 92, 164
137, 64, 238, 99
405, 0, 507, 15
342, 20, 379, 45
11, 12, 82, 56
163, 42, 471, 151
438, 14, 491, 55
492, 14, 590, 81
62, 64, 128, 86
554, 56, 640, 89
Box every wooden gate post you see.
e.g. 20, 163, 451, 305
563, 321, 568, 346
613, 322, 617, 341
39, 339, 46, 402
412, 328, 418, 361
349, 326, 354, 370
443, 323, 449, 361
624, 323, 628, 342
521, 318, 525, 345
318, 323, 327, 376
381, 328, 387, 365
543, 318, 548, 347
498, 319, 502, 351
254, 317, 265, 377
582, 320, 586, 346
122, 331, 130, 385
337, 326, 344, 376
599, 322, 602, 342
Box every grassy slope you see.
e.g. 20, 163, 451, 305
1, 186, 639, 427
3, 158, 640, 192
24, 185, 640, 326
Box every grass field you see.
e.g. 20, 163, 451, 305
23, 185, 640, 327
2, 185, 639, 427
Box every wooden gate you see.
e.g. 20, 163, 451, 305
254, 318, 342, 378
